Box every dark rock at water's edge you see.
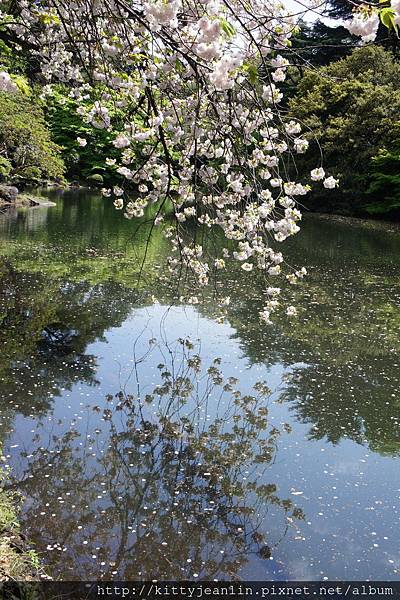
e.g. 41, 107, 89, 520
22, 195, 57, 207
0, 184, 19, 203
0, 186, 56, 209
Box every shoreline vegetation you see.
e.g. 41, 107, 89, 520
0, 452, 45, 581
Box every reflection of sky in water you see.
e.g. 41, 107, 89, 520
1, 191, 400, 581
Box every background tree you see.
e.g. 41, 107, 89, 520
366, 136, 400, 215
289, 20, 358, 68
288, 45, 400, 216
0, 91, 64, 185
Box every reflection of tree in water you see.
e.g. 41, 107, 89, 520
194, 252, 400, 456
279, 360, 400, 456
0, 263, 137, 416
12, 339, 304, 580
0, 190, 169, 288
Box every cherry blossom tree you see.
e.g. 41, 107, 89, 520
1, 0, 395, 318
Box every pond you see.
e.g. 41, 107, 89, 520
0, 189, 400, 581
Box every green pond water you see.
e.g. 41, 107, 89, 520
0, 189, 400, 581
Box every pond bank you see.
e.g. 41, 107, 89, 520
0, 457, 44, 581
308, 211, 400, 234
0, 185, 57, 209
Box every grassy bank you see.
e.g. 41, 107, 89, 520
0, 455, 43, 581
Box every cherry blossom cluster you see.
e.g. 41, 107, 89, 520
344, 0, 400, 42
3, 0, 340, 320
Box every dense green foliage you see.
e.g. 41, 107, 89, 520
0, 91, 65, 185
44, 87, 120, 185
366, 138, 400, 215
289, 46, 400, 217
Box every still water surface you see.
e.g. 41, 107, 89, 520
0, 189, 400, 580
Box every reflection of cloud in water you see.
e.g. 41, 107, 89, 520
331, 458, 369, 477
284, 558, 317, 581
108, 304, 289, 396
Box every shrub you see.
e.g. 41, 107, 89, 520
0, 156, 11, 180
87, 173, 104, 185
365, 140, 400, 216
0, 91, 65, 185
44, 86, 120, 184
289, 46, 400, 216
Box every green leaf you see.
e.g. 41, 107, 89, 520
379, 7, 398, 30
244, 63, 259, 85
39, 13, 61, 26
219, 18, 236, 37
10, 75, 30, 95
